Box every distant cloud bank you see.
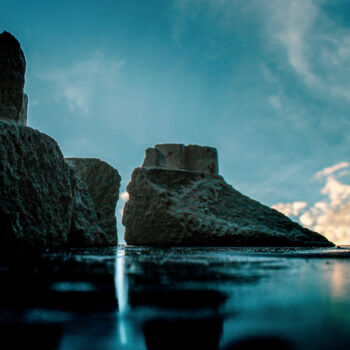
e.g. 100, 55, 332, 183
273, 162, 350, 245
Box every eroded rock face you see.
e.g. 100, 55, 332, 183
0, 31, 27, 125
65, 158, 121, 245
0, 121, 110, 253
123, 167, 333, 247
0, 121, 73, 252
68, 166, 108, 247
142, 144, 218, 175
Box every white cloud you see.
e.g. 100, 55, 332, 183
315, 162, 350, 179
273, 162, 350, 245
37, 52, 125, 114
264, 0, 350, 101
272, 201, 307, 217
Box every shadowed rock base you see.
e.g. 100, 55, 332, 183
123, 167, 333, 246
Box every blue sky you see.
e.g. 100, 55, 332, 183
3, 0, 350, 243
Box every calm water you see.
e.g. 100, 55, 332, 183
1, 245, 350, 349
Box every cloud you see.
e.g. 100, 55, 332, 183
264, 0, 350, 101
272, 201, 307, 217
315, 162, 350, 179
273, 162, 350, 245
37, 52, 125, 114
174, 0, 350, 102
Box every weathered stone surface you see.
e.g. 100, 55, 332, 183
65, 158, 121, 245
185, 144, 218, 175
123, 167, 333, 247
142, 144, 218, 175
19, 93, 28, 125
0, 121, 110, 253
67, 166, 108, 247
0, 31, 27, 125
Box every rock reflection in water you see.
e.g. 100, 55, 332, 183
143, 316, 223, 350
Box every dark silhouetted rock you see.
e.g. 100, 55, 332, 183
123, 146, 333, 247
142, 144, 218, 175
0, 31, 27, 125
67, 166, 107, 247
19, 93, 28, 125
0, 121, 111, 254
66, 158, 121, 245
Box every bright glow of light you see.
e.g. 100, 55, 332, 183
120, 191, 129, 202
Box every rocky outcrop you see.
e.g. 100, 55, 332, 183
142, 144, 218, 175
0, 121, 113, 254
65, 158, 121, 245
123, 145, 333, 247
0, 31, 27, 125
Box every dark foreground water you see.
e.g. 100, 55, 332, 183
1, 245, 350, 350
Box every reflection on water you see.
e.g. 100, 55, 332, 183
1, 246, 350, 349
116, 248, 129, 346
114, 246, 350, 350
330, 261, 349, 300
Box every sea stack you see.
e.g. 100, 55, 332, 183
0, 31, 28, 125
123, 144, 333, 247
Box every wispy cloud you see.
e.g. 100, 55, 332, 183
174, 0, 350, 102
264, 0, 350, 101
315, 162, 350, 179
37, 52, 125, 114
273, 162, 350, 245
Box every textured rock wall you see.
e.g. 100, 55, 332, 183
0, 31, 27, 125
142, 144, 218, 175
65, 158, 121, 245
0, 121, 113, 253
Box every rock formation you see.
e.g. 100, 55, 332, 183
123, 144, 333, 247
0, 121, 114, 254
0, 31, 27, 125
65, 158, 121, 245
142, 144, 218, 175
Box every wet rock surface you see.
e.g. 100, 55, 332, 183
123, 167, 332, 246
66, 158, 121, 245
0, 121, 107, 253
0, 31, 27, 125
0, 246, 350, 350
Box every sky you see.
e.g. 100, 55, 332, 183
2, 0, 350, 244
